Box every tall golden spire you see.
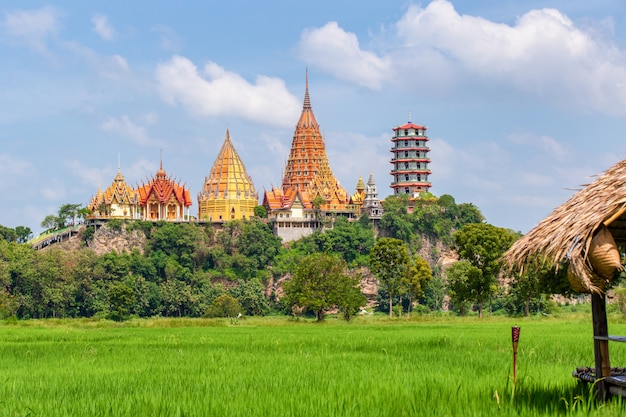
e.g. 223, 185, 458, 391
304, 68, 311, 109
277, 73, 348, 210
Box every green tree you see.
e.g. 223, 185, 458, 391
283, 253, 364, 321
337, 271, 367, 321
505, 257, 571, 316
0, 225, 17, 242
14, 226, 32, 243
453, 223, 517, 317
108, 283, 135, 321
370, 238, 411, 318
253, 205, 267, 218
236, 219, 282, 279
445, 260, 480, 315
77, 207, 92, 222
403, 255, 432, 317
381, 194, 410, 215
58, 203, 82, 227
204, 294, 242, 318
159, 278, 192, 317
41, 214, 60, 231
423, 273, 446, 312
228, 278, 270, 316
379, 212, 414, 242
318, 217, 375, 266
457, 203, 484, 226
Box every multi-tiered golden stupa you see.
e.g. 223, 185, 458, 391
263, 75, 350, 214
197, 129, 258, 222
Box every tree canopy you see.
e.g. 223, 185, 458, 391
452, 223, 517, 317
283, 252, 365, 321
370, 238, 411, 318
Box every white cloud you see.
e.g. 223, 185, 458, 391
64, 159, 108, 187
126, 158, 160, 184
395, 0, 626, 115
0, 154, 35, 196
92, 14, 115, 41
1, 6, 59, 53
298, 22, 391, 90
298, 1, 626, 115
155, 56, 301, 127
0, 154, 33, 176
259, 132, 290, 159
325, 131, 390, 192
153, 24, 182, 52
63, 41, 129, 79
507, 132, 567, 160
101, 115, 160, 146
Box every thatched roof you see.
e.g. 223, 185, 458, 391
503, 159, 626, 293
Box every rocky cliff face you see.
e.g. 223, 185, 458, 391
86, 225, 147, 255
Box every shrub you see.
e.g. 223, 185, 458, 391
204, 295, 242, 318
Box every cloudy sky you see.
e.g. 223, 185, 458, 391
2, 0, 626, 235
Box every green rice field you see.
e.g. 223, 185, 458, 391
2, 314, 626, 416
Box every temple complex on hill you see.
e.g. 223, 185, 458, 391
390, 119, 431, 196
197, 129, 258, 222
88, 166, 139, 219
85, 77, 403, 242
135, 159, 193, 221
263, 76, 381, 241
90, 158, 192, 222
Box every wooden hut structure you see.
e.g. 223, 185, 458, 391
503, 159, 626, 399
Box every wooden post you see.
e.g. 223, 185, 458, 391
592, 292, 610, 400
512, 326, 520, 385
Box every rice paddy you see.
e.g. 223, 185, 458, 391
1, 314, 626, 416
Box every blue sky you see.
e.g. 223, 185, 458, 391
2, 0, 626, 235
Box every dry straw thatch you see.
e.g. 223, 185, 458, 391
503, 159, 626, 293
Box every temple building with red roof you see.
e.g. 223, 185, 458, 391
136, 158, 192, 221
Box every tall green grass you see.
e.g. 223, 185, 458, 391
1, 315, 625, 416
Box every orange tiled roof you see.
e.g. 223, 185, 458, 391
137, 161, 192, 207
393, 122, 427, 131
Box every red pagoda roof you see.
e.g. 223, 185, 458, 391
393, 122, 426, 131
137, 161, 192, 207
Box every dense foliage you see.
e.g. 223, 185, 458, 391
0, 219, 280, 320
379, 193, 484, 248
0, 192, 577, 320
283, 253, 366, 321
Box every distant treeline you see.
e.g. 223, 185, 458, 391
0, 194, 566, 320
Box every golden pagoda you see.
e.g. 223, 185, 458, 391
263, 74, 354, 241
88, 166, 138, 219
136, 158, 192, 221
350, 176, 366, 206
264, 74, 350, 213
198, 129, 259, 222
